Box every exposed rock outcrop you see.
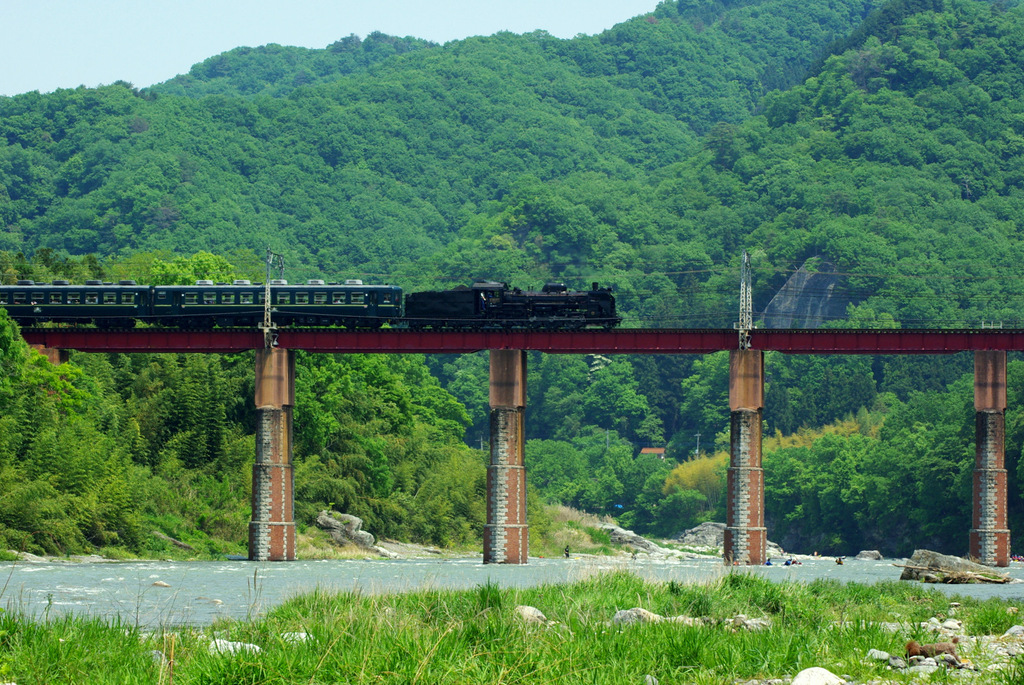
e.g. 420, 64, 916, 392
761, 257, 849, 329
898, 549, 1013, 583
672, 521, 785, 558
598, 523, 665, 555
315, 511, 399, 558
672, 521, 726, 550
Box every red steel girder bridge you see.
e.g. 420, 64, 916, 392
18, 326, 1024, 355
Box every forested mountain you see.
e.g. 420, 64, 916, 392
3, 0, 1024, 558
154, 33, 440, 99
0, 0, 877, 277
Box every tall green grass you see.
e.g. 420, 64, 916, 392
1, 571, 1022, 683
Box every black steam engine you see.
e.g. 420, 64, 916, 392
0, 278, 619, 331
405, 281, 619, 330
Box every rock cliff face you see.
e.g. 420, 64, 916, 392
761, 258, 849, 329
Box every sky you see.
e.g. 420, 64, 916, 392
1, 0, 661, 97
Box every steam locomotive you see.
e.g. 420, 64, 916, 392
406, 281, 618, 330
0, 278, 620, 330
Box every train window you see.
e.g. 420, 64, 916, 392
103, 293, 117, 304
50, 293, 62, 304
332, 292, 345, 304
223, 293, 235, 305
296, 293, 309, 304
68, 292, 80, 304
184, 293, 198, 305
258, 293, 265, 304
0, 293, 7, 304
241, 293, 253, 304
275, 292, 291, 305
32, 292, 44, 303
86, 293, 98, 304
351, 293, 364, 305
314, 292, 327, 304
123, 293, 135, 305
157, 291, 168, 300
13, 293, 25, 304
381, 293, 392, 304
203, 292, 215, 305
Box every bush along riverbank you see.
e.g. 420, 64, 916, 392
3, 571, 1024, 683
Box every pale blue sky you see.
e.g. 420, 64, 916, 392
1, 0, 662, 96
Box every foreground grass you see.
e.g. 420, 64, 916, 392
2, 571, 1024, 683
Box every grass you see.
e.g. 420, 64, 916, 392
3, 570, 1024, 683
6, 502, 632, 564
530, 504, 623, 558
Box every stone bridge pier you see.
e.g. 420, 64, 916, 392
725, 349, 766, 565
484, 349, 528, 564
971, 350, 1010, 566
249, 347, 296, 561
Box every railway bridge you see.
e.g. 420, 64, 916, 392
22, 326, 1022, 566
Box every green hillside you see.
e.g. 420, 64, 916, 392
0, 0, 876, 278
3, 0, 1024, 558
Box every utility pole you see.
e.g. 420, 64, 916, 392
259, 248, 284, 348
735, 250, 753, 349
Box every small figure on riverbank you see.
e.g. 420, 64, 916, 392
765, 559, 772, 566
564, 546, 570, 559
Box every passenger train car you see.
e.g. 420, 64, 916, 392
0, 278, 618, 330
0, 279, 403, 328
0, 280, 151, 328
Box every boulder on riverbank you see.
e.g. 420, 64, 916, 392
898, 549, 1013, 583
671, 522, 786, 558
315, 511, 399, 558
672, 522, 725, 551
598, 523, 665, 555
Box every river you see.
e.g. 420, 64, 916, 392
4, 555, 1024, 627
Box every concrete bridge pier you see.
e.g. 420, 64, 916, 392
249, 347, 296, 561
971, 350, 1010, 567
725, 349, 767, 565
484, 349, 528, 564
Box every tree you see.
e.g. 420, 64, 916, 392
150, 251, 240, 285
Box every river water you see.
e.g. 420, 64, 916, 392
5, 555, 1024, 628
